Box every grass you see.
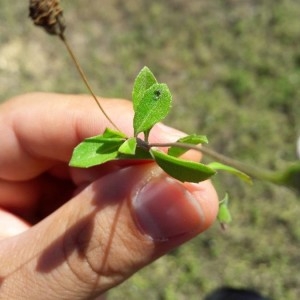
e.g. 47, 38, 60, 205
1, 1, 300, 299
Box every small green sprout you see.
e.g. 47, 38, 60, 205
69, 67, 237, 183
217, 194, 232, 230
69, 66, 300, 195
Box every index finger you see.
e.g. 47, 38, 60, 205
0, 93, 134, 180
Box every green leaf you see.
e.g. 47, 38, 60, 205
208, 161, 252, 184
97, 128, 127, 139
168, 134, 208, 157
151, 149, 216, 182
132, 66, 157, 111
134, 83, 172, 136
118, 138, 137, 155
69, 135, 123, 168
83, 128, 127, 143
217, 193, 232, 224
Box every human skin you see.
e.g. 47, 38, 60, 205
0, 93, 218, 299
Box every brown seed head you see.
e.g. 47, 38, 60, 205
29, 0, 66, 36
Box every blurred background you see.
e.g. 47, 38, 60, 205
1, 1, 300, 299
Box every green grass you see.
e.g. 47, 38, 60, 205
1, 1, 300, 299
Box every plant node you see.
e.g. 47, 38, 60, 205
136, 138, 151, 151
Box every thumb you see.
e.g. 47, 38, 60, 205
0, 163, 218, 299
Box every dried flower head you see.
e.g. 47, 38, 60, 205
29, 0, 66, 36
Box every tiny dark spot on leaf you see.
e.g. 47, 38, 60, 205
154, 89, 161, 100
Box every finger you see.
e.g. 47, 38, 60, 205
0, 164, 218, 299
0, 93, 132, 181
0, 93, 195, 181
0, 172, 75, 223
0, 209, 30, 240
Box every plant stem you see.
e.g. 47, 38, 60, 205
58, 33, 120, 131
200, 146, 277, 182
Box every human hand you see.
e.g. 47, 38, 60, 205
0, 93, 218, 299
